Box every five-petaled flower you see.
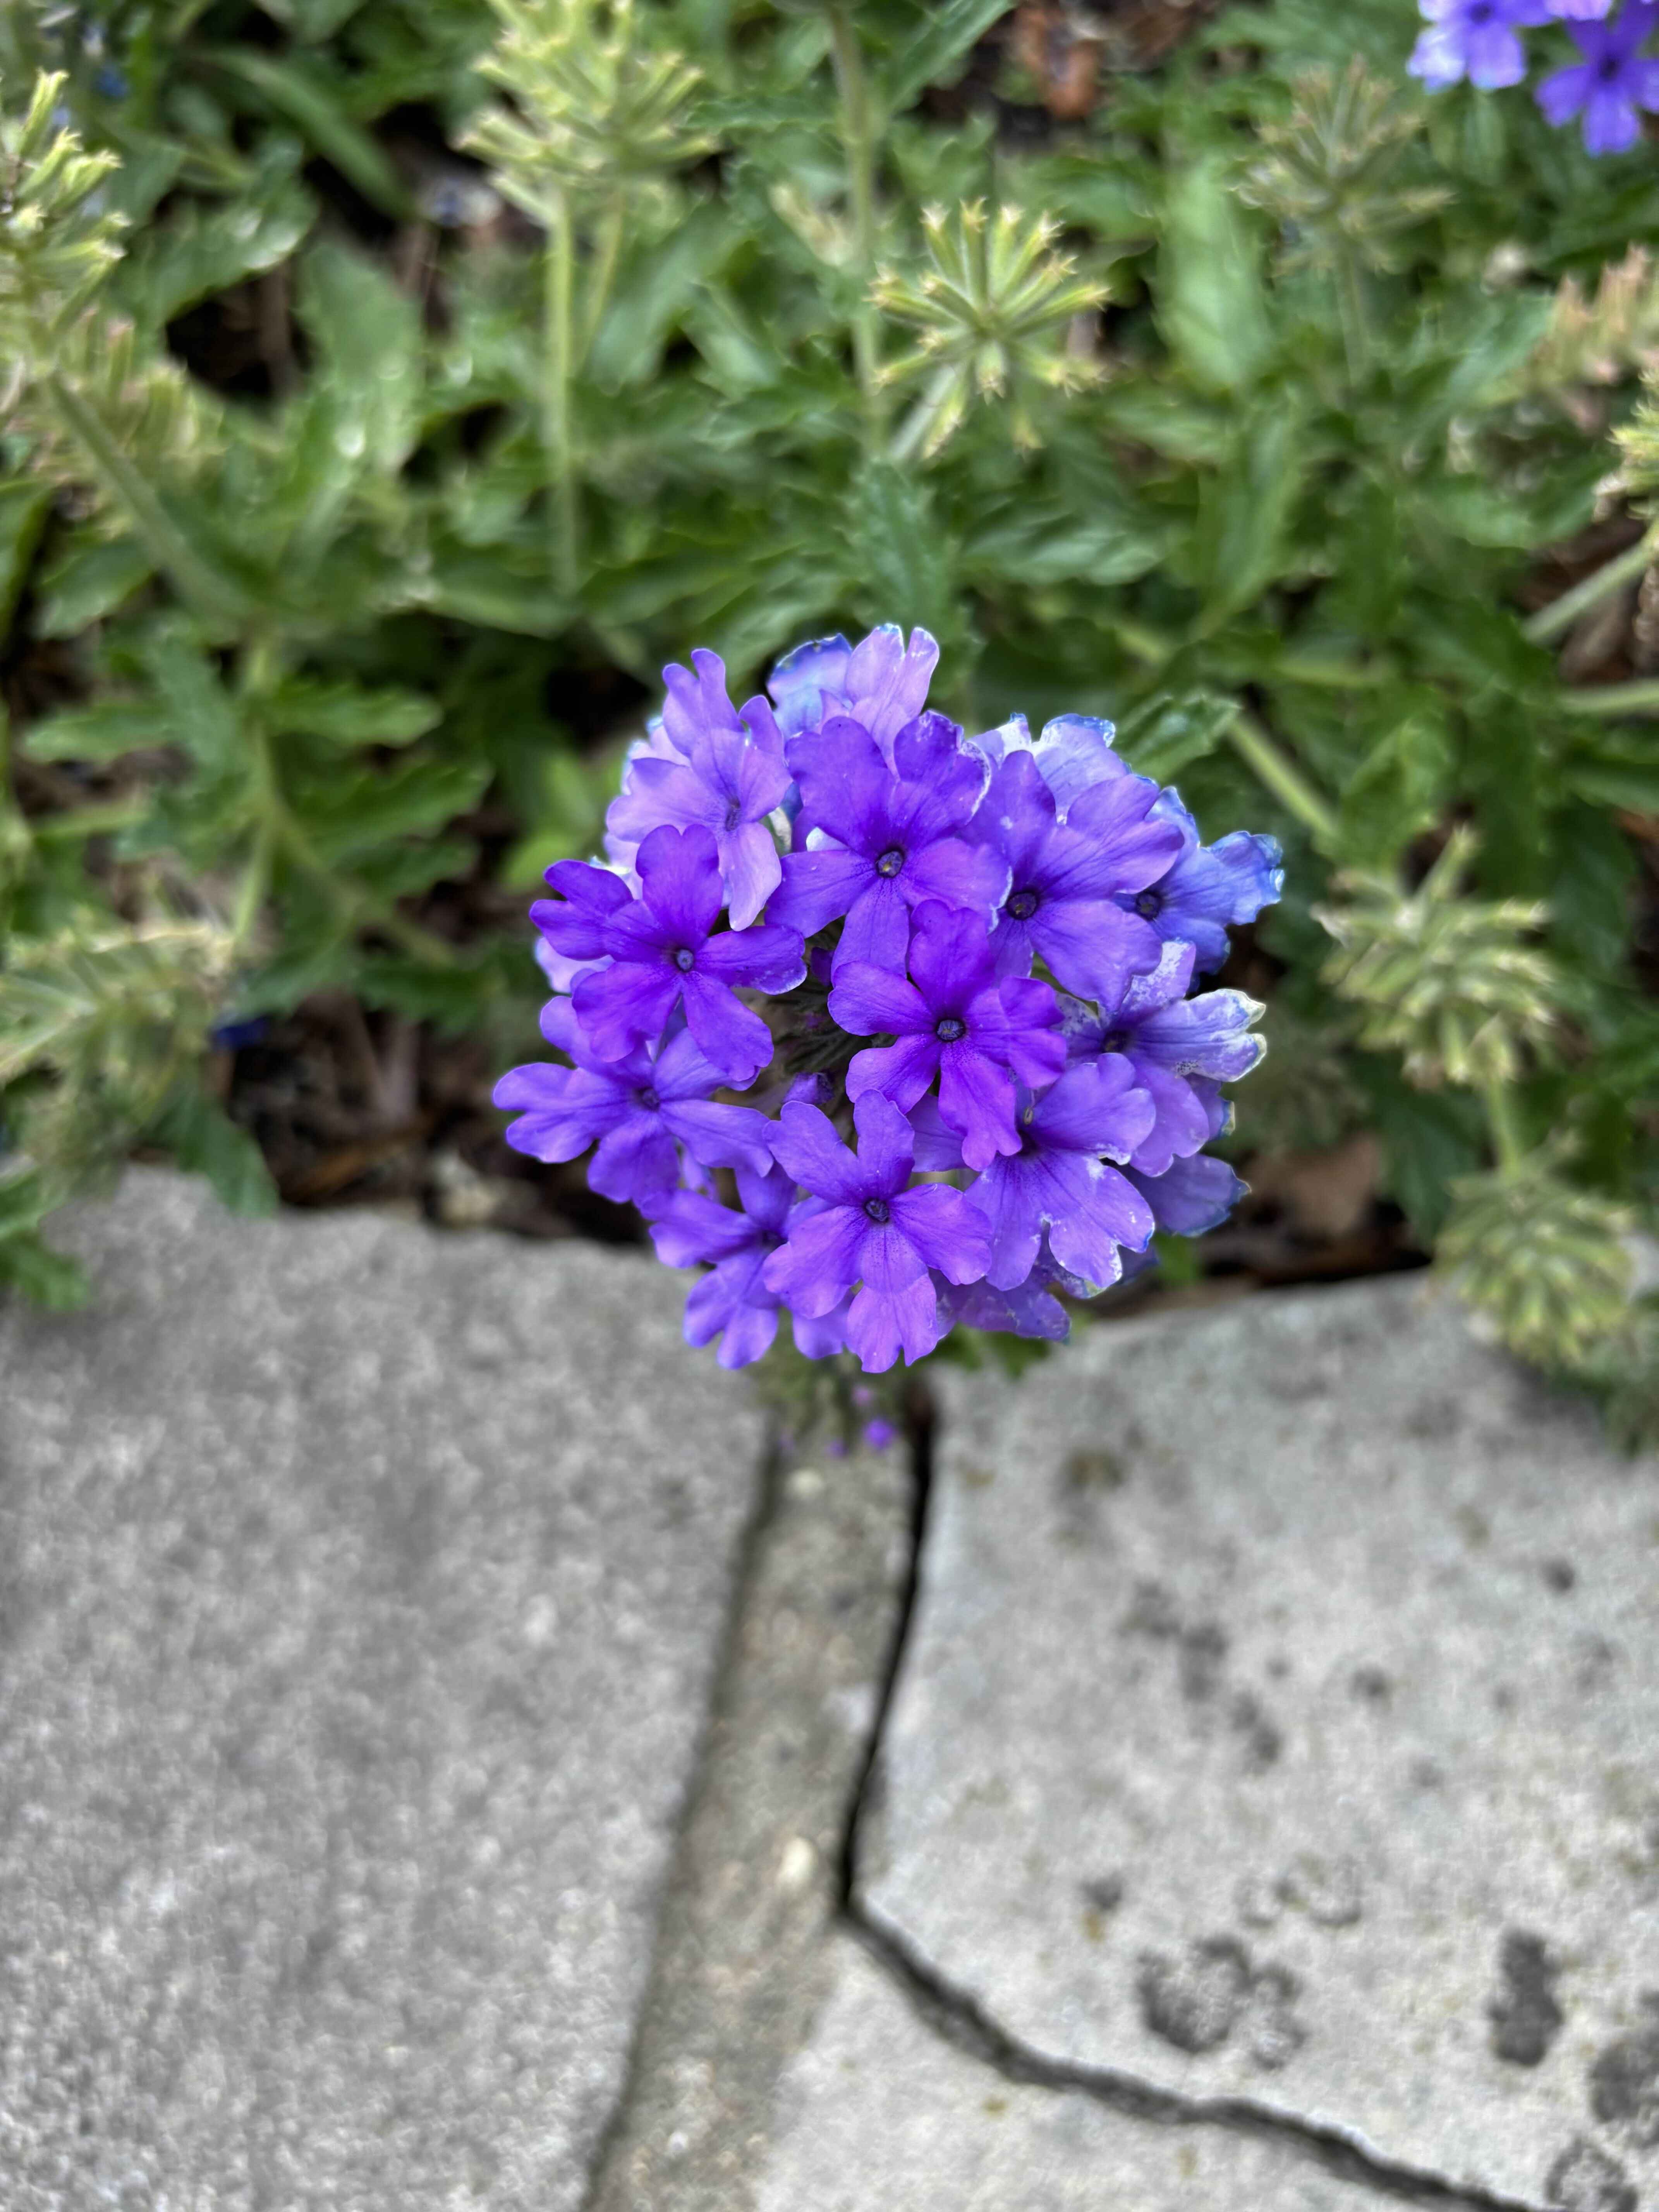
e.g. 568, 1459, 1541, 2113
1117, 796, 1284, 974
829, 900, 1066, 1170
492, 998, 773, 1207
538, 823, 804, 1084
768, 713, 1008, 971
649, 1162, 848, 1367
606, 650, 792, 928
763, 1094, 992, 1371
966, 1061, 1158, 1294
1537, 0, 1659, 151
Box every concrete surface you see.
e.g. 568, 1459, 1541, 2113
0, 1171, 765, 2212
859, 1277, 1659, 2210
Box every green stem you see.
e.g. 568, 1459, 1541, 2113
543, 188, 579, 599
1558, 677, 1659, 716
581, 191, 627, 366
1524, 534, 1653, 646
1226, 707, 1342, 854
30, 800, 148, 843
1483, 1078, 1526, 1176
1335, 251, 1370, 389
828, 6, 882, 440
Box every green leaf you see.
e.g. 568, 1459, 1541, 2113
1115, 691, 1239, 782
0, 1222, 90, 1309
1194, 406, 1310, 621
0, 480, 51, 636
1158, 158, 1273, 394
124, 167, 316, 328
845, 461, 960, 652
962, 501, 1166, 591
147, 1084, 279, 1218
200, 50, 413, 218
881, 0, 1012, 108
32, 536, 156, 638
267, 678, 441, 749
21, 695, 174, 764
1336, 698, 1455, 872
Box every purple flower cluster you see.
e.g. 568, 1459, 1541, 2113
1409, 0, 1659, 153
496, 627, 1279, 1375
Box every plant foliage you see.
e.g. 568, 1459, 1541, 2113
0, 0, 1654, 1421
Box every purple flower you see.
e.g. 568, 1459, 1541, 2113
966, 1060, 1157, 1293
493, 1000, 774, 1206
538, 824, 804, 1083
763, 1093, 991, 1372
1409, 0, 1553, 89
1062, 941, 1265, 1176
1125, 1151, 1247, 1237
967, 750, 1185, 1000
936, 1255, 1077, 1341
607, 651, 790, 927
768, 624, 939, 754
647, 1163, 848, 1366
1120, 795, 1283, 972
969, 712, 1125, 814
828, 900, 1065, 1171
768, 713, 1008, 972
1537, 0, 1659, 150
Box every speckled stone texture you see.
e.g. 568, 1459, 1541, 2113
0, 1171, 764, 2212
754, 1937, 1376, 2212
860, 1279, 1659, 2212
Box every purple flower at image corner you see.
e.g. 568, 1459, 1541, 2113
767, 712, 1008, 972
1061, 939, 1266, 1176
967, 749, 1185, 1001
1537, 0, 1659, 152
606, 650, 791, 928
1408, 0, 1553, 91
768, 624, 940, 754
967, 1058, 1158, 1294
828, 899, 1066, 1171
763, 1092, 992, 1372
493, 999, 775, 1207
1121, 795, 1284, 972
538, 823, 804, 1084
647, 1162, 848, 1366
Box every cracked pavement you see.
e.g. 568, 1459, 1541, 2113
2, 1176, 1656, 2210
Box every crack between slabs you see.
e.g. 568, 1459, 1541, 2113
836, 1392, 1550, 2212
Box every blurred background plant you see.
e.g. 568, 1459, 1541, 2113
0, 0, 1655, 1428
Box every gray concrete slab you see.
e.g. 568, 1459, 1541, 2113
755, 1935, 1380, 2211
0, 1171, 765, 2212
859, 1279, 1659, 2210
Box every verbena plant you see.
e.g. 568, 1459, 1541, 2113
0, 0, 1655, 1423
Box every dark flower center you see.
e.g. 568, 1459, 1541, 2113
1134, 890, 1162, 919
1099, 1031, 1129, 1055
1599, 52, 1621, 78
934, 1015, 967, 1042
1469, 0, 1493, 18
723, 796, 743, 830
673, 947, 696, 972
1007, 888, 1039, 921
636, 1087, 661, 1111
862, 1196, 891, 1224
874, 846, 906, 878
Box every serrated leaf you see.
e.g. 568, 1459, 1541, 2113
32, 537, 156, 637
267, 678, 441, 748
1159, 158, 1273, 394
125, 169, 315, 328
881, 0, 1012, 108
21, 695, 174, 764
